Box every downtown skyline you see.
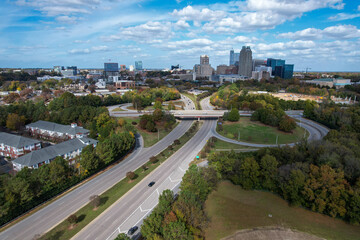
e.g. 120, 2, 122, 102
0, 0, 360, 71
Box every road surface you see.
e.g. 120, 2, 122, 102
0, 121, 193, 240
200, 96, 215, 110
72, 120, 217, 240
181, 94, 196, 110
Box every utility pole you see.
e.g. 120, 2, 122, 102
276, 135, 278, 145
238, 130, 240, 141
158, 128, 160, 141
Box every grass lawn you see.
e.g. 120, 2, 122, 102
205, 181, 360, 240
117, 117, 179, 148
211, 139, 258, 153
111, 107, 125, 112
40, 121, 199, 240
218, 117, 307, 144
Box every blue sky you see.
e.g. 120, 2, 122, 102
0, 0, 359, 71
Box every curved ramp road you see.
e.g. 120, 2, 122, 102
0, 121, 193, 240
72, 120, 217, 240
200, 96, 215, 110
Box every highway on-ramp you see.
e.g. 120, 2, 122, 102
0, 121, 193, 240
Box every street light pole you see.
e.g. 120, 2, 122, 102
276, 135, 278, 145
238, 130, 240, 141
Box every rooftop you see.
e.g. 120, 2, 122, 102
0, 132, 40, 148
26, 120, 89, 135
13, 137, 97, 167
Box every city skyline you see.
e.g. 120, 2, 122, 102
0, 0, 359, 71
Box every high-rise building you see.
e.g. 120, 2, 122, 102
135, 61, 143, 70
238, 46, 252, 77
193, 55, 213, 80
229, 50, 240, 66
200, 55, 209, 65
104, 63, 119, 78
266, 58, 294, 79
252, 59, 267, 71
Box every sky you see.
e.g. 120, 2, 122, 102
0, 0, 359, 71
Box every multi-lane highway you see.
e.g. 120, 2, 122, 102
200, 96, 215, 110
72, 120, 217, 240
0, 121, 193, 240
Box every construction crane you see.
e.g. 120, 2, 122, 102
305, 67, 311, 74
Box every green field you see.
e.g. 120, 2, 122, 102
205, 181, 360, 240
211, 138, 258, 153
118, 117, 178, 148
218, 118, 307, 144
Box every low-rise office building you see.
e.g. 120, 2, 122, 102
304, 78, 351, 89
26, 121, 89, 141
12, 137, 97, 170
0, 132, 41, 158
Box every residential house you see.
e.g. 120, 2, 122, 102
0, 132, 41, 158
26, 121, 89, 141
12, 137, 97, 171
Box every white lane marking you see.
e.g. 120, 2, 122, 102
179, 166, 186, 172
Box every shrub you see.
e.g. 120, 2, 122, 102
89, 195, 101, 208
278, 116, 297, 132
126, 171, 136, 180
173, 139, 180, 145
142, 164, 148, 171
132, 121, 137, 125
227, 108, 240, 122
150, 156, 158, 163
67, 214, 78, 225
167, 145, 173, 151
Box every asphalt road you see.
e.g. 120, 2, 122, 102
72, 120, 217, 240
181, 94, 196, 110
0, 121, 193, 240
200, 96, 215, 110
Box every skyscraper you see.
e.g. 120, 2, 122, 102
135, 61, 143, 70
104, 62, 119, 78
193, 55, 213, 80
266, 58, 294, 79
200, 55, 209, 65
229, 50, 240, 66
238, 46, 252, 77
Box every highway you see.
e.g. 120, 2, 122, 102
72, 120, 217, 240
181, 94, 196, 110
0, 121, 193, 240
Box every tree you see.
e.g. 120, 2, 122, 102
67, 214, 78, 226
150, 156, 158, 164
162, 221, 193, 240
260, 154, 279, 191
239, 157, 260, 190
126, 171, 136, 180
80, 145, 101, 173
227, 108, 240, 122
89, 195, 101, 209
154, 101, 163, 110
114, 233, 131, 240
278, 116, 297, 132
6, 113, 26, 130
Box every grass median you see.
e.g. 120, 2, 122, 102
40, 121, 200, 240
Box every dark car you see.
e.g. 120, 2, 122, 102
148, 181, 155, 187
128, 226, 138, 235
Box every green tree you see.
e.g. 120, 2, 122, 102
162, 221, 192, 240
227, 108, 240, 122
239, 157, 260, 190
114, 233, 131, 240
260, 154, 278, 191
80, 145, 101, 173
6, 113, 26, 130
154, 101, 163, 110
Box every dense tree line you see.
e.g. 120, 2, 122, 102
208, 131, 360, 224
141, 165, 219, 239
129, 87, 180, 110
251, 108, 297, 132
210, 83, 310, 111
139, 109, 176, 132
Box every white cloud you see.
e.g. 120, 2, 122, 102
103, 21, 173, 43
56, 15, 79, 24
165, 38, 213, 49
328, 13, 360, 21
175, 20, 190, 30
279, 25, 360, 40
69, 45, 109, 54
257, 40, 315, 51
172, 6, 225, 22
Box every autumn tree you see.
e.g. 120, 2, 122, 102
6, 113, 26, 130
